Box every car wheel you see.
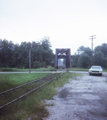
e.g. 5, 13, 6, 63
100, 73, 102, 76
89, 73, 91, 76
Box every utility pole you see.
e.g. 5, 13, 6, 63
89, 35, 96, 66
29, 51, 31, 73
39, 44, 43, 67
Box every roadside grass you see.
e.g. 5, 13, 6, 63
68, 68, 89, 71
0, 67, 57, 72
0, 72, 80, 120
68, 68, 107, 72
0, 73, 49, 92
1, 67, 107, 72
102, 69, 107, 72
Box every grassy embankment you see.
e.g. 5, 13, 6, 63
0, 67, 57, 72
0, 72, 80, 120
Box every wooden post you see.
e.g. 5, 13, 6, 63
40, 45, 43, 67
29, 51, 31, 73
55, 49, 58, 69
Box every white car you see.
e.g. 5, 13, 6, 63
89, 66, 103, 76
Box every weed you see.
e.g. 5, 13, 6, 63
0, 73, 49, 92
0, 67, 57, 72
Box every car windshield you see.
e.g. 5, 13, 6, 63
91, 66, 101, 69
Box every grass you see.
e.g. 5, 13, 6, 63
0, 72, 80, 120
0, 73, 49, 92
1, 67, 107, 72
68, 68, 89, 71
0, 73, 60, 107
68, 68, 107, 72
0, 67, 57, 72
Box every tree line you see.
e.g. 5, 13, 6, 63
0, 37, 107, 69
71, 43, 107, 69
0, 38, 54, 68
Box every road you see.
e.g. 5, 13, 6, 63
0, 71, 61, 74
0, 71, 64, 74
44, 72, 107, 120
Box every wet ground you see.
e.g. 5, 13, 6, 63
44, 72, 107, 120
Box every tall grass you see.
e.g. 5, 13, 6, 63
0, 67, 57, 72
0, 73, 49, 92
0, 72, 80, 120
68, 68, 89, 71
68, 68, 107, 72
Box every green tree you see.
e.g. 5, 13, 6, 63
78, 46, 91, 68
0, 38, 54, 68
93, 51, 106, 67
79, 53, 91, 68
71, 54, 79, 68
0, 39, 14, 67
40, 37, 54, 67
77, 46, 85, 54
94, 43, 107, 68
11, 43, 20, 67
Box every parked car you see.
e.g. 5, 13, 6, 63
89, 66, 103, 76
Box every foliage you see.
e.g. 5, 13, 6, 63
72, 43, 107, 69
0, 37, 54, 68
94, 43, 107, 69
78, 53, 91, 68
0, 67, 57, 72
1, 38, 107, 69
77, 46, 85, 54
72, 47, 91, 68
71, 54, 78, 68
33, 61, 41, 68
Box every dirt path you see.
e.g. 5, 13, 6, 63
44, 73, 107, 120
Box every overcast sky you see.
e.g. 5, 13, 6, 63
0, 0, 107, 54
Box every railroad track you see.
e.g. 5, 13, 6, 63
0, 72, 64, 109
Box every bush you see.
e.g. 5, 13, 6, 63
33, 61, 41, 68
0, 68, 13, 71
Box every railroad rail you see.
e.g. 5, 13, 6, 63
0, 73, 53, 95
0, 72, 64, 109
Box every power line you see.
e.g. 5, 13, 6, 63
89, 35, 96, 66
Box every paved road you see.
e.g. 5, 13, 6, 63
0, 70, 106, 75
0, 71, 62, 73
44, 72, 107, 120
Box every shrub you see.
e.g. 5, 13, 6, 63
33, 61, 41, 68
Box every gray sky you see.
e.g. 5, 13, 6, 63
0, 0, 107, 54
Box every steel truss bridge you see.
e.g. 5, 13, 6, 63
55, 48, 71, 68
